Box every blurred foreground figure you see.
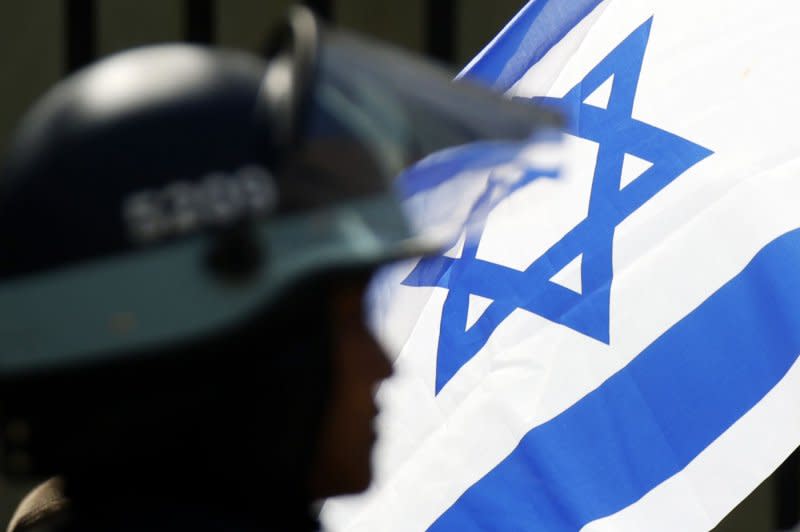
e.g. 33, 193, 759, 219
0, 7, 555, 532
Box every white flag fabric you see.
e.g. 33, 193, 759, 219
323, 1, 800, 530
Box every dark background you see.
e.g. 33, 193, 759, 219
0, 1, 796, 530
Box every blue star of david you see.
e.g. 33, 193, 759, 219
404, 18, 714, 394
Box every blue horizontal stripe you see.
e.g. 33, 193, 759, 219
460, 0, 605, 92
431, 227, 800, 531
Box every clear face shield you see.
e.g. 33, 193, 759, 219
261, 6, 561, 207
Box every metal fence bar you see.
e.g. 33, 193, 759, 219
65, 0, 97, 73
776, 450, 800, 529
303, 0, 333, 21
426, 0, 456, 63
186, 0, 215, 44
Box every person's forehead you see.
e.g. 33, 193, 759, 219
329, 273, 372, 303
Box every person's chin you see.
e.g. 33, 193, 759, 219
343, 439, 377, 495
346, 464, 374, 495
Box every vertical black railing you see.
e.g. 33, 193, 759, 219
65, 0, 97, 73
776, 450, 800, 530
303, 0, 333, 21
185, 0, 216, 44
426, 0, 457, 64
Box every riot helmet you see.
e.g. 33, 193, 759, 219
0, 5, 557, 512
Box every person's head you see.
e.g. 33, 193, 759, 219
0, 6, 554, 507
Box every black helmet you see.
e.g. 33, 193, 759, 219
0, 8, 557, 478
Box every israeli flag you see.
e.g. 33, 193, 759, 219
323, 1, 800, 530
